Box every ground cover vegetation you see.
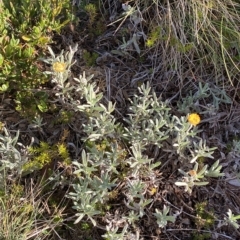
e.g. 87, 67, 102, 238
0, 0, 240, 239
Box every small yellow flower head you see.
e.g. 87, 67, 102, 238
149, 187, 157, 196
187, 113, 201, 126
52, 62, 66, 73
188, 170, 197, 177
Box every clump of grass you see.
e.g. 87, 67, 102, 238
0, 181, 63, 240
140, 0, 240, 85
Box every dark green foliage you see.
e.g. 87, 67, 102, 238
0, 0, 73, 116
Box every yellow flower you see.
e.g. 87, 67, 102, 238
188, 170, 197, 176
187, 113, 201, 126
149, 187, 157, 196
52, 62, 66, 73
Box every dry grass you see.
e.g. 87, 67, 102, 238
0, 178, 65, 240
